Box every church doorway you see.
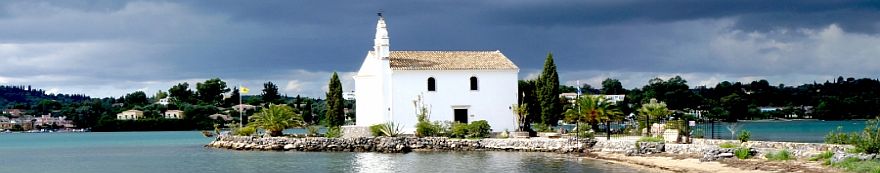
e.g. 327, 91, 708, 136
454, 109, 468, 123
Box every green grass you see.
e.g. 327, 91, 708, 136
637, 136, 665, 143
810, 151, 834, 162
719, 142, 739, 149
735, 147, 752, 159
831, 157, 880, 173
765, 149, 793, 161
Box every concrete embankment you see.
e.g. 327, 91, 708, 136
207, 135, 595, 153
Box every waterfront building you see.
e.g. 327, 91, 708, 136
116, 110, 144, 120
353, 13, 519, 133
164, 110, 184, 119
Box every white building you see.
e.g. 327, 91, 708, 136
164, 110, 184, 119
354, 14, 519, 133
116, 110, 144, 120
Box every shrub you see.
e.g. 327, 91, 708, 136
468, 120, 491, 138
325, 126, 342, 138
450, 122, 469, 138
831, 157, 880, 173
533, 123, 552, 132
378, 122, 402, 137
719, 142, 739, 149
369, 124, 384, 136
498, 129, 510, 139
734, 147, 752, 159
809, 151, 834, 163
232, 126, 256, 136
856, 118, 880, 154
637, 136, 664, 143
415, 121, 442, 137
825, 126, 859, 144
765, 149, 793, 161
738, 130, 751, 142
306, 125, 320, 137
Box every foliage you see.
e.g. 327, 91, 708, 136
856, 118, 880, 154
564, 95, 622, 132
261, 81, 282, 105
324, 126, 342, 138
306, 125, 320, 137
378, 122, 402, 137
325, 72, 345, 127
195, 78, 230, 106
601, 78, 626, 95
637, 99, 670, 135
535, 53, 561, 125
735, 147, 752, 159
369, 124, 384, 136
637, 136, 665, 143
124, 91, 149, 107
168, 82, 195, 104
249, 104, 303, 137
468, 120, 492, 138
450, 122, 469, 138
831, 157, 880, 173
511, 103, 529, 132
232, 125, 256, 136
498, 129, 510, 139
825, 126, 860, 144
517, 80, 541, 131
738, 130, 751, 142
415, 120, 442, 137
809, 151, 834, 162
532, 123, 553, 132
719, 142, 739, 149
764, 149, 793, 161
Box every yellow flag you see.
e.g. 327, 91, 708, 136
240, 86, 249, 94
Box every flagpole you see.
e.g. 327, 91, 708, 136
239, 83, 243, 128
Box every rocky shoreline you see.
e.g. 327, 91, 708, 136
207, 135, 595, 153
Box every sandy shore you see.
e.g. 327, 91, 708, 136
587, 152, 842, 173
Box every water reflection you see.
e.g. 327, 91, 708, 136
353, 152, 397, 173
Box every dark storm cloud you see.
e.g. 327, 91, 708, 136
0, 0, 878, 97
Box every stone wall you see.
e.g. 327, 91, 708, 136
207, 135, 594, 153
591, 138, 854, 160
341, 125, 372, 138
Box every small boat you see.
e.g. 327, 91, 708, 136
201, 131, 215, 137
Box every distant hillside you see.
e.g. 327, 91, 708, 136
0, 85, 91, 109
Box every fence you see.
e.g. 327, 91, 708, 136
569, 117, 726, 143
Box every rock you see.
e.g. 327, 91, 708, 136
717, 153, 734, 158
283, 144, 295, 150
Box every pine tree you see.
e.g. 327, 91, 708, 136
536, 53, 561, 126
261, 81, 281, 104
325, 72, 345, 127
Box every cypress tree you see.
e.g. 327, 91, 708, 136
536, 53, 561, 126
325, 72, 345, 127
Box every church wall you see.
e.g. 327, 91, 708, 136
390, 70, 518, 133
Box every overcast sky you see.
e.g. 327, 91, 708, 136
1, 0, 879, 98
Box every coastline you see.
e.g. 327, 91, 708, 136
584, 151, 842, 173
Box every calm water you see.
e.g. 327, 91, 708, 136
0, 131, 647, 173
705, 120, 866, 143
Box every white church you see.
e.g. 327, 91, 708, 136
354, 13, 519, 133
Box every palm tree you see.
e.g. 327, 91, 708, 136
638, 98, 671, 136
249, 104, 304, 137
565, 95, 622, 136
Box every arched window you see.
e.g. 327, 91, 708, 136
427, 77, 436, 91
470, 76, 478, 91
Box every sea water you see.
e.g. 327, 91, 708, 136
0, 131, 647, 173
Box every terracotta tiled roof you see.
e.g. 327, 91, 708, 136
388, 50, 519, 70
